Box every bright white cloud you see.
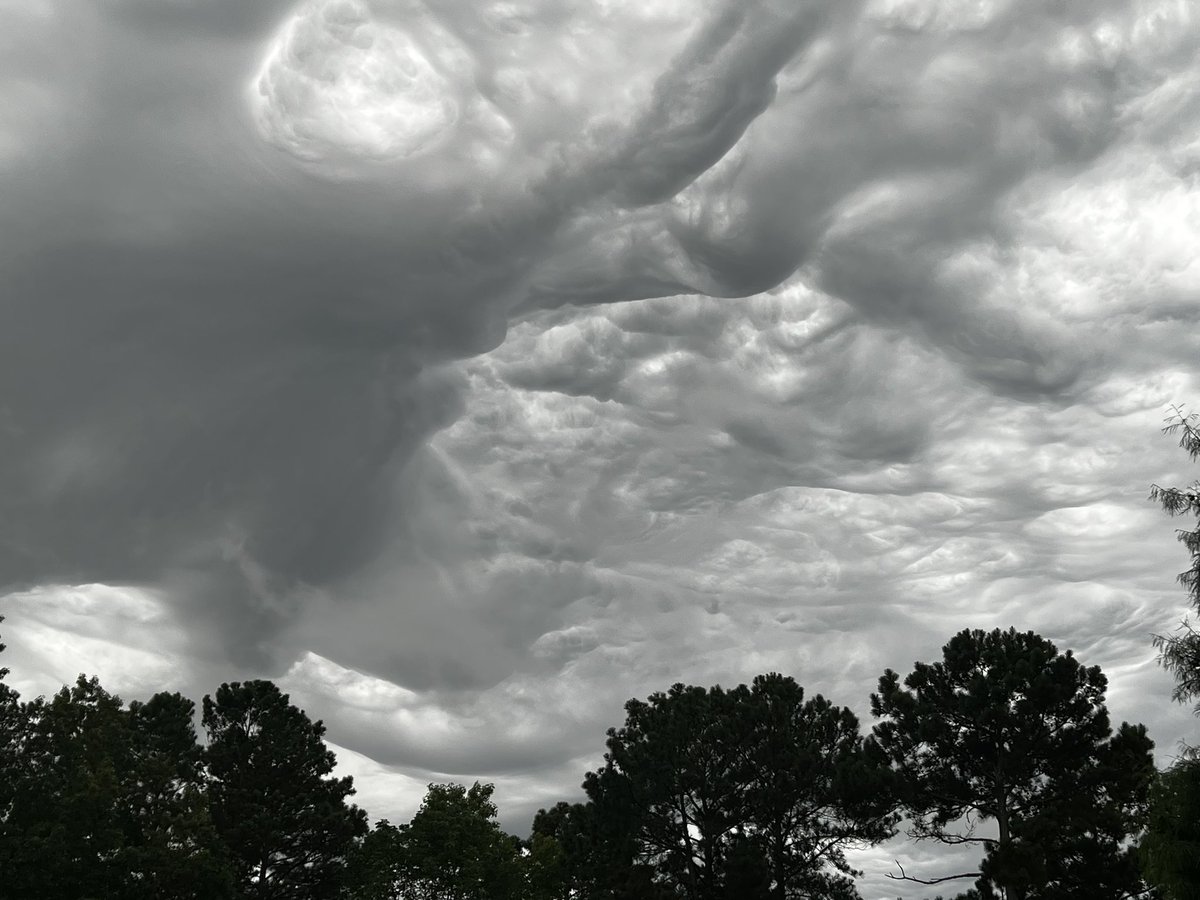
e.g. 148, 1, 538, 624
254, 0, 463, 162
1, 585, 191, 700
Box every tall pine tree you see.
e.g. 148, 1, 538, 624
583, 677, 893, 899
203, 680, 366, 899
871, 628, 1154, 900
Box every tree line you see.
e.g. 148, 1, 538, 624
0, 413, 1197, 899
0, 653, 367, 898
0, 619, 1191, 899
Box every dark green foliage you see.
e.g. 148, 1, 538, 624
525, 829, 571, 900
738, 673, 897, 899
2, 676, 130, 898
1151, 409, 1200, 715
342, 819, 408, 900
871, 627, 1155, 900
0, 616, 24, 841
581, 675, 894, 899
120, 691, 234, 898
344, 782, 524, 900
528, 799, 666, 900
0, 674, 232, 899
203, 680, 367, 899
584, 682, 735, 900
1141, 757, 1200, 898
396, 781, 524, 900
722, 835, 774, 900
0, 609, 1184, 899
529, 801, 615, 899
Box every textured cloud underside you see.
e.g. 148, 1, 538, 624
2, 1, 1199, 895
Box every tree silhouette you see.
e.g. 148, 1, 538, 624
737, 673, 896, 899
530, 795, 668, 899
121, 691, 233, 898
1150, 408, 1200, 716
1140, 756, 1200, 899
203, 680, 366, 899
0, 651, 233, 900
584, 676, 893, 899
346, 782, 524, 900
871, 627, 1154, 899
0, 615, 24, 858
4, 676, 131, 897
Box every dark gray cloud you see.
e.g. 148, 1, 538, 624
3, 1, 1200, 895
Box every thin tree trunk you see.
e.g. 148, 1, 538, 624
996, 763, 1023, 900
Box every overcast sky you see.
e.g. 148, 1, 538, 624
2, 0, 1199, 895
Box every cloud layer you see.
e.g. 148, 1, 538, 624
3, 0, 1200, 895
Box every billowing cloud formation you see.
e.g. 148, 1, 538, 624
3, 0, 1200, 895
254, 0, 465, 162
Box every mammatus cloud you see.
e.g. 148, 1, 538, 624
2, 1, 1200, 895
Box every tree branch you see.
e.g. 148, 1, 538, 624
931, 833, 994, 845
885, 860, 982, 885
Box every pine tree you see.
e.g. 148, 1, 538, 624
203, 680, 367, 899
871, 628, 1154, 899
583, 677, 894, 899
1150, 408, 1200, 714
120, 691, 233, 898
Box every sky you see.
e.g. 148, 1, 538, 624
1, 0, 1199, 895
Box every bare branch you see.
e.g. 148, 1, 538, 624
885, 860, 982, 886
931, 833, 994, 846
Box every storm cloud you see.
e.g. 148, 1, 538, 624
3, 0, 1200, 895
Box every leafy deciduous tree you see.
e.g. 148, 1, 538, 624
0, 652, 233, 899
1140, 757, 1200, 899
529, 799, 665, 900
524, 826, 572, 900
412, 781, 524, 900
4, 676, 131, 898
871, 627, 1154, 900
345, 781, 524, 900
342, 819, 407, 900
0, 615, 24, 840
22, 678, 127, 894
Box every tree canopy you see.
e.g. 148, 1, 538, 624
0, 615, 22, 859
121, 691, 233, 898
1151, 408, 1200, 715
871, 627, 1155, 900
203, 679, 367, 899
0, 609, 1181, 898
346, 781, 524, 900
580, 673, 896, 899
0, 671, 232, 899
6, 675, 132, 898
1141, 756, 1200, 899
